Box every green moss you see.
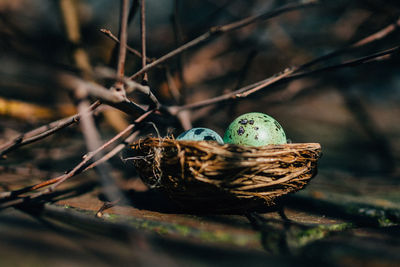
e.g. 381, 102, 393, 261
294, 223, 352, 248
122, 216, 259, 247
103, 213, 118, 221
377, 217, 396, 227
173, 224, 191, 236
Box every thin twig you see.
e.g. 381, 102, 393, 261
85, 130, 140, 170
0, 101, 100, 158
100, 29, 154, 63
60, 73, 126, 102
287, 45, 400, 81
95, 67, 160, 109
166, 18, 400, 114
74, 95, 123, 203
117, 0, 129, 79
140, 0, 148, 82
59, 0, 92, 77
128, 0, 317, 80
96, 199, 121, 218
354, 17, 400, 47
168, 45, 399, 114
168, 67, 296, 114
60, 72, 147, 115
0, 110, 154, 203
300, 17, 400, 70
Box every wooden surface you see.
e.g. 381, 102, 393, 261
1, 168, 399, 266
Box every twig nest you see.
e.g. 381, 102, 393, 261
129, 137, 321, 213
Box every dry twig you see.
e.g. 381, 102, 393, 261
167, 45, 400, 115
100, 29, 154, 63
128, 0, 318, 80
0, 110, 154, 207
0, 101, 100, 158
140, 0, 148, 82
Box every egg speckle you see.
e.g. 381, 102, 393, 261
177, 127, 224, 144
223, 112, 287, 146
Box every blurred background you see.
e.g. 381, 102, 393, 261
1, 0, 399, 183
0, 0, 399, 265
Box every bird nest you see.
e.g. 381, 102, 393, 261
129, 137, 321, 213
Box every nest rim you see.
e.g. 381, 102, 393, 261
129, 137, 321, 213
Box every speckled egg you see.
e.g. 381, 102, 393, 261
223, 112, 287, 146
177, 128, 224, 144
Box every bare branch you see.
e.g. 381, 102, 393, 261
117, 0, 129, 79
59, 72, 147, 116
0, 110, 154, 205
0, 101, 100, 158
59, 0, 92, 76
301, 17, 400, 70
353, 17, 400, 48
60, 73, 125, 102
164, 17, 400, 115
140, 0, 148, 82
128, 0, 318, 80
168, 45, 399, 114
95, 67, 160, 109
60, 96, 123, 203
100, 29, 154, 63
167, 67, 295, 114
288, 46, 400, 80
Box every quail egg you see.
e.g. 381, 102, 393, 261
177, 127, 224, 144
223, 112, 287, 146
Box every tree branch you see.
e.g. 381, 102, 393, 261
100, 28, 154, 63
140, 0, 148, 82
128, 0, 318, 80
0, 110, 154, 206
0, 101, 100, 158
95, 67, 160, 109
117, 0, 129, 79
168, 45, 399, 114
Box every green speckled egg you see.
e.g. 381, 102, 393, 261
223, 112, 287, 146
177, 127, 224, 144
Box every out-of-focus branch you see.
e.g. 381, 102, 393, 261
140, 0, 148, 82
128, 0, 318, 80
0, 101, 100, 158
116, 0, 129, 80
167, 67, 296, 114
301, 17, 400, 70
0, 110, 154, 206
100, 29, 155, 63
95, 67, 160, 109
355, 17, 400, 47
68, 90, 123, 202
165, 17, 400, 115
59, 73, 146, 115
59, 0, 92, 77
288, 45, 400, 80
167, 45, 399, 115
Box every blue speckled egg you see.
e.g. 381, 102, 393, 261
223, 112, 287, 146
177, 128, 224, 144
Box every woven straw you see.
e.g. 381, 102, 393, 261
130, 137, 321, 212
